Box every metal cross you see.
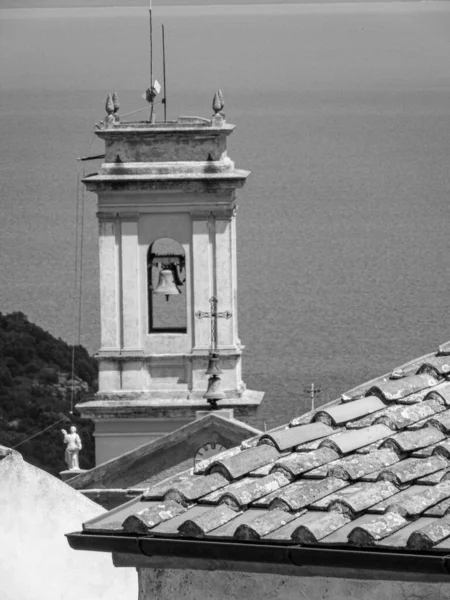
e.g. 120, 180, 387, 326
304, 382, 321, 412
195, 296, 232, 352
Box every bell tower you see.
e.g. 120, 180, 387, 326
77, 96, 264, 464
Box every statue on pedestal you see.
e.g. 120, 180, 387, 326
61, 425, 82, 470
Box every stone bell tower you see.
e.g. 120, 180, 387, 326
77, 94, 264, 464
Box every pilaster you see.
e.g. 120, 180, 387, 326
97, 213, 120, 351
119, 213, 142, 353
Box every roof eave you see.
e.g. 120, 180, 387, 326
66, 532, 450, 579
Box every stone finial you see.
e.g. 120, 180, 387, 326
217, 89, 224, 110
212, 90, 225, 127
212, 90, 224, 114
112, 92, 120, 114
105, 93, 114, 115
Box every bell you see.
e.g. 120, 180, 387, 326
204, 375, 225, 406
205, 353, 222, 376
154, 267, 180, 301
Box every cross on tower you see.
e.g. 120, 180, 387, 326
304, 382, 321, 412
195, 296, 232, 352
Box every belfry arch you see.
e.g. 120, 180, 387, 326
147, 238, 187, 333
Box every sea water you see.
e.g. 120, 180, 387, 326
1, 3, 450, 428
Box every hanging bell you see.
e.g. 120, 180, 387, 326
204, 375, 225, 406
205, 353, 222, 376
153, 266, 181, 301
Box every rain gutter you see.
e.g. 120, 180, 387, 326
66, 532, 450, 576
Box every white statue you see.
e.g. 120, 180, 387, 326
61, 425, 82, 470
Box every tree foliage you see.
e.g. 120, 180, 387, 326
0, 312, 97, 476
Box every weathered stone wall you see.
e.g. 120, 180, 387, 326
137, 565, 450, 600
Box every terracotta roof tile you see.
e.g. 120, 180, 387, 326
327, 481, 398, 516
386, 480, 450, 518
234, 508, 300, 541
83, 497, 144, 533
410, 442, 442, 458
427, 409, 450, 433
261, 510, 309, 541
426, 381, 450, 405
381, 426, 445, 453
310, 481, 395, 512
416, 468, 450, 485
368, 485, 423, 514
340, 384, 371, 402
395, 389, 437, 405
206, 444, 280, 480
377, 455, 447, 486
122, 500, 187, 533
268, 477, 348, 512
417, 356, 450, 377
326, 449, 400, 481
150, 506, 213, 535
377, 517, 435, 548
207, 472, 291, 510
178, 504, 240, 537
291, 511, 351, 544
248, 463, 274, 477
271, 447, 339, 479
194, 446, 242, 475
347, 512, 408, 546
204, 509, 262, 538
289, 409, 324, 427
345, 408, 391, 430
320, 424, 392, 455
313, 396, 386, 427
374, 399, 444, 430
431, 536, 450, 550
142, 471, 194, 499
368, 374, 438, 402
319, 514, 376, 545
355, 441, 386, 454
438, 341, 450, 355
259, 422, 334, 452
407, 515, 450, 550
143, 473, 229, 506
433, 440, 450, 458
295, 438, 329, 452
423, 497, 450, 517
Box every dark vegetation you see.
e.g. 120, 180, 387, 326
0, 312, 97, 476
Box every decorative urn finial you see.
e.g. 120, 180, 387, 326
104, 93, 115, 128
112, 91, 120, 114
105, 93, 114, 115
211, 90, 225, 126
217, 89, 224, 111
112, 91, 120, 124
212, 91, 223, 114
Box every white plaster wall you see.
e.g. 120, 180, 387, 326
0, 452, 137, 600
138, 567, 450, 600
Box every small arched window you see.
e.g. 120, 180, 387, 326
147, 238, 187, 333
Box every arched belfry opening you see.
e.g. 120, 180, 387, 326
147, 238, 187, 333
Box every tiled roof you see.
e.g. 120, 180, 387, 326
73, 345, 450, 558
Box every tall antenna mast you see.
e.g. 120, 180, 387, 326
149, 0, 153, 122
162, 23, 167, 122
149, 0, 153, 86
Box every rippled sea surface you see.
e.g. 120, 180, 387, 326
1, 3, 450, 428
